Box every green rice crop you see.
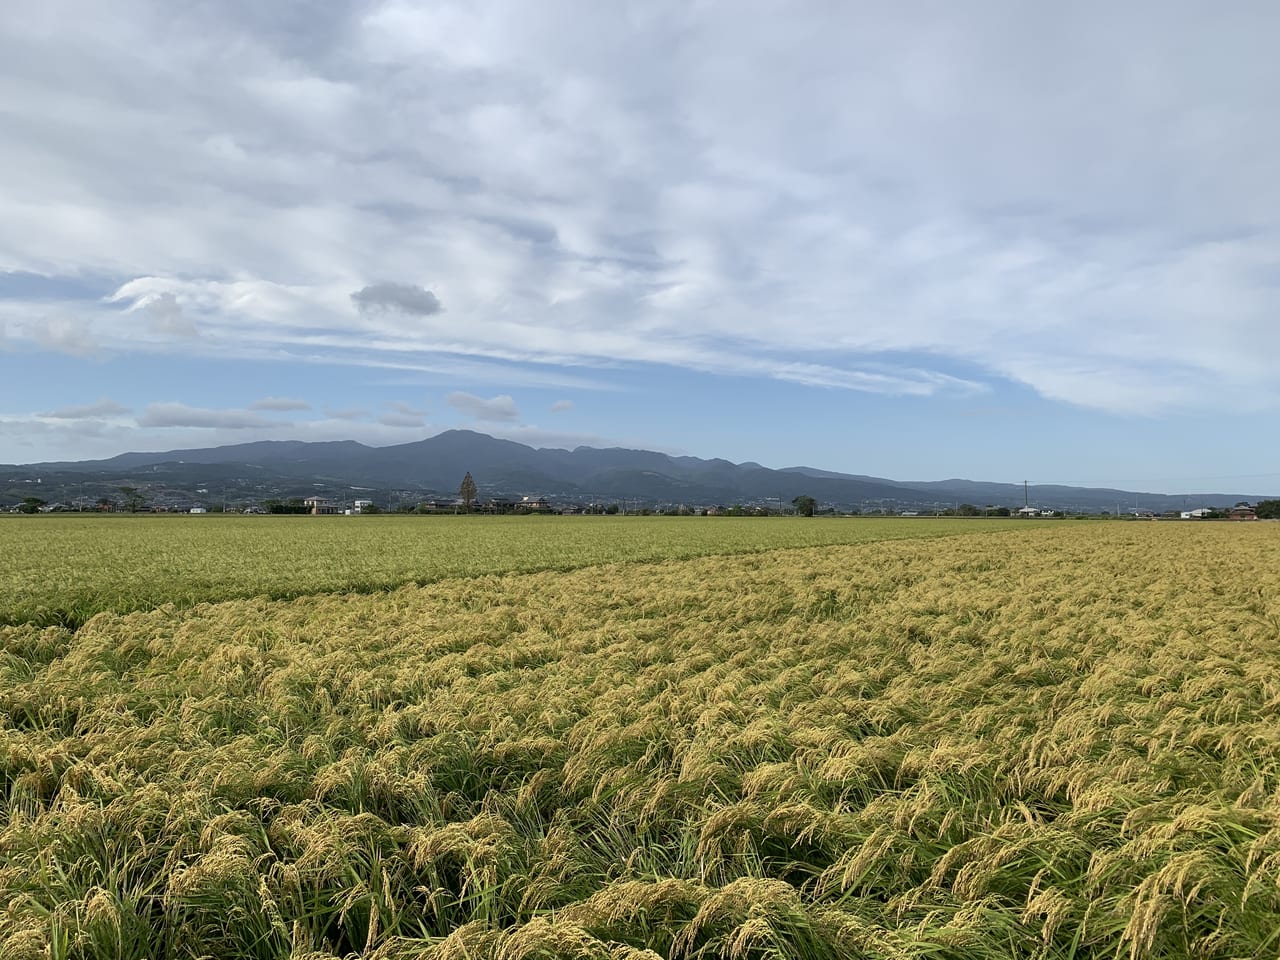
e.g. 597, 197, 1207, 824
0, 515, 1014, 628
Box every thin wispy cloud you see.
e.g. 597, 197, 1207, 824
378, 400, 428, 428
387, 400, 427, 416
39, 398, 131, 419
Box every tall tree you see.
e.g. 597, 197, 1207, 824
459, 472, 477, 512
792, 495, 816, 517
118, 486, 146, 513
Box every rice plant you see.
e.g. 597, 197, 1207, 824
2, 521, 1279, 957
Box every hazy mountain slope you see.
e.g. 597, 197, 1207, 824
5, 430, 1275, 510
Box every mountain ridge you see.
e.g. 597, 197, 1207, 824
3, 429, 1275, 513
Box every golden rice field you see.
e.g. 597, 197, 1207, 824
3, 520, 1280, 959
0, 515, 1010, 629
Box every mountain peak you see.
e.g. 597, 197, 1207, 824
5, 430, 1276, 511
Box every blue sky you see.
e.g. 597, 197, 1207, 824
2, 2, 1278, 494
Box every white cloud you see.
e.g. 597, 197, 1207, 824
0, 3, 1277, 413
447, 391, 519, 422
250, 396, 311, 411
39, 398, 131, 419
141, 291, 199, 338
138, 403, 275, 429
28, 315, 99, 357
550, 399, 573, 412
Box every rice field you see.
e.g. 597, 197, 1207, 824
3, 520, 1280, 958
0, 515, 1011, 628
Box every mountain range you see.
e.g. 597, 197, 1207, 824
4, 430, 1274, 514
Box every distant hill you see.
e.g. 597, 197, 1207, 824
3, 429, 1275, 512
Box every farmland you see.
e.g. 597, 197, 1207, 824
0, 515, 1011, 628
3, 520, 1280, 958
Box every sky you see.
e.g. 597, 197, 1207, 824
2, 1, 1278, 494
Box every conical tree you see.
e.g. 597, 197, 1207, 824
459, 472, 477, 512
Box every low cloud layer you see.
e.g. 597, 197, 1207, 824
138, 403, 275, 430
39, 398, 131, 419
550, 399, 573, 413
250, 396, 311, 411
351, 283, 443, 317
378, 413, 426, 428
447, 392, 519, 422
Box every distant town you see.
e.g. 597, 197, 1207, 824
3, 475, 1275, 521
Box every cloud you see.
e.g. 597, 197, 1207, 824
250, 396, 311, 411
142, 292, 199, 338
378, 412, 426, 428
351, 283, 443, 317
138, 403, 275, 429
477, 424, 607, 450
550, 399, 573, 412
378, 400, 427, 428
0, 4, 1278, 416
39, 398, 131, 419
447, 391, 519, 422
387, 399, 427, 416
0, 412, 136, 459
30, 316, 98, 357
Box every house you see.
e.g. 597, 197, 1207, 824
517, 496, 552, 512
303, 496, 339, 516
1181, 508, 1213, 519
1228, 505, 1257, 521
189, 507, 207, 514
416, 499, 461, 513
1016, 506, 1039, 517
353, 499, 375, 514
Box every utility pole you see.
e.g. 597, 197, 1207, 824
1024, 480, 1029, 508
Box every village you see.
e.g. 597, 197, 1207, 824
6, 486, 1273, 520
